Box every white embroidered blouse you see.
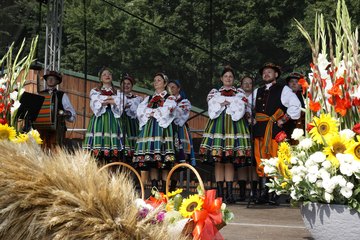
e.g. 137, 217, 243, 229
124, 93, 143, 119
137, 90, 176, 129
207, 86, 247, 121
173, 95, 191, 127
89, 88, 126, 118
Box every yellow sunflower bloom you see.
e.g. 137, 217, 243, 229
278, 142, 292, 164
309, 113, 339, 145
0, 124, 17, 141
179, 194, 203, 218
12, 133, 29, 143
27, 129, 43, 144
277, 158, 292, 180
167, 188, 183, 198
345, 141, 360, 161
323, 135, 351, 168
276, 142, 292, 179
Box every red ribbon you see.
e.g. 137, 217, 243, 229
192, 190, 224, 240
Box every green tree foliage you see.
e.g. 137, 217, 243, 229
1, 0, 359, 108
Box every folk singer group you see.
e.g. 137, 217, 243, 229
41, 62, 304, 205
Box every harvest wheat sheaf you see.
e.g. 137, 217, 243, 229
0, 141, 187, 240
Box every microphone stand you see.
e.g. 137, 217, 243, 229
247, 75, 257, 208
121, 81, 126, 163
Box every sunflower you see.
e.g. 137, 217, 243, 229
278, 142, 292, 164
323, 135, 351, 168
345, 136, 360, 161
309, 113, 339, 144
12, 133, 29, 143
178, 194, 203, 218
0, 124, 17, 141
166, 188, 183, 198
277, 142, 292, 179
27, 129, 43, 144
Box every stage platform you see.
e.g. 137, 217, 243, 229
220, 203, 313, 240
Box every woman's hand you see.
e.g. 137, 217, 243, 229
102, 97, 115, 105
220, 100, 230, 107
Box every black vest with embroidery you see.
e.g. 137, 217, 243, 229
253, 84, 287, 138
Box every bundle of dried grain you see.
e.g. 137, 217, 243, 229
0, 141, 184, 240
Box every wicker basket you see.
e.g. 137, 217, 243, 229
98, 161, 145, 200
166, 163, 225, 239
165, 163, 205, 195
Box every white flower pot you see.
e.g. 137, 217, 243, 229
300, 202, 360, 240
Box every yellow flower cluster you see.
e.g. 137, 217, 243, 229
0, 124, 42, 144
277, 142, 292, 180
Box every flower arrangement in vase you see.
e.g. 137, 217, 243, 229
263, 0, 360, 212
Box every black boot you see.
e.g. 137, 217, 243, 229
238, 180, 246, 201
269, 192, 280, 206
255, 177, 269, 204
226, 181, 236, 204
216, 181, 224, 199
151, 179, 158, 191
251, 181, 258, 202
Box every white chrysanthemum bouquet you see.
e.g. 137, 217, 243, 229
264, 120, 360, 211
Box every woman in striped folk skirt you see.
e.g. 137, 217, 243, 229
167, 80, 196, 191
120, 74, 143, 162
133, 72, 176, 190
168, 80, 196, 166
199, 65, 251, 203
83, 67, 127, 163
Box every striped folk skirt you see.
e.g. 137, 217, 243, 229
83, 108, 126, 158
121, 114, 139, 159
199, 112, 251, 163
133, 117, 175, 168
173, 124, 196, 166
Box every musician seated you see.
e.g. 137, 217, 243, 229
39, 70, 76, 148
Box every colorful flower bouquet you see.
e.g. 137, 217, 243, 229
135, 187, 233, 240
134, 163, 233, 240
263, 0, 360, 212
0, 37, 42, 144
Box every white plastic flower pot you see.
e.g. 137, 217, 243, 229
300, 202, 360, 240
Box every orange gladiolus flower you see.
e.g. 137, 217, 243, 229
298, 78, 309, 95
335, 76, 344, 86
309, 99, 321, 112
334, 95, 351, 117
353, 97, 360, 106
328, 85, 342, 97
321, 78, 327, 88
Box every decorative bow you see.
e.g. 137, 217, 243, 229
192, 190, 224, 240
